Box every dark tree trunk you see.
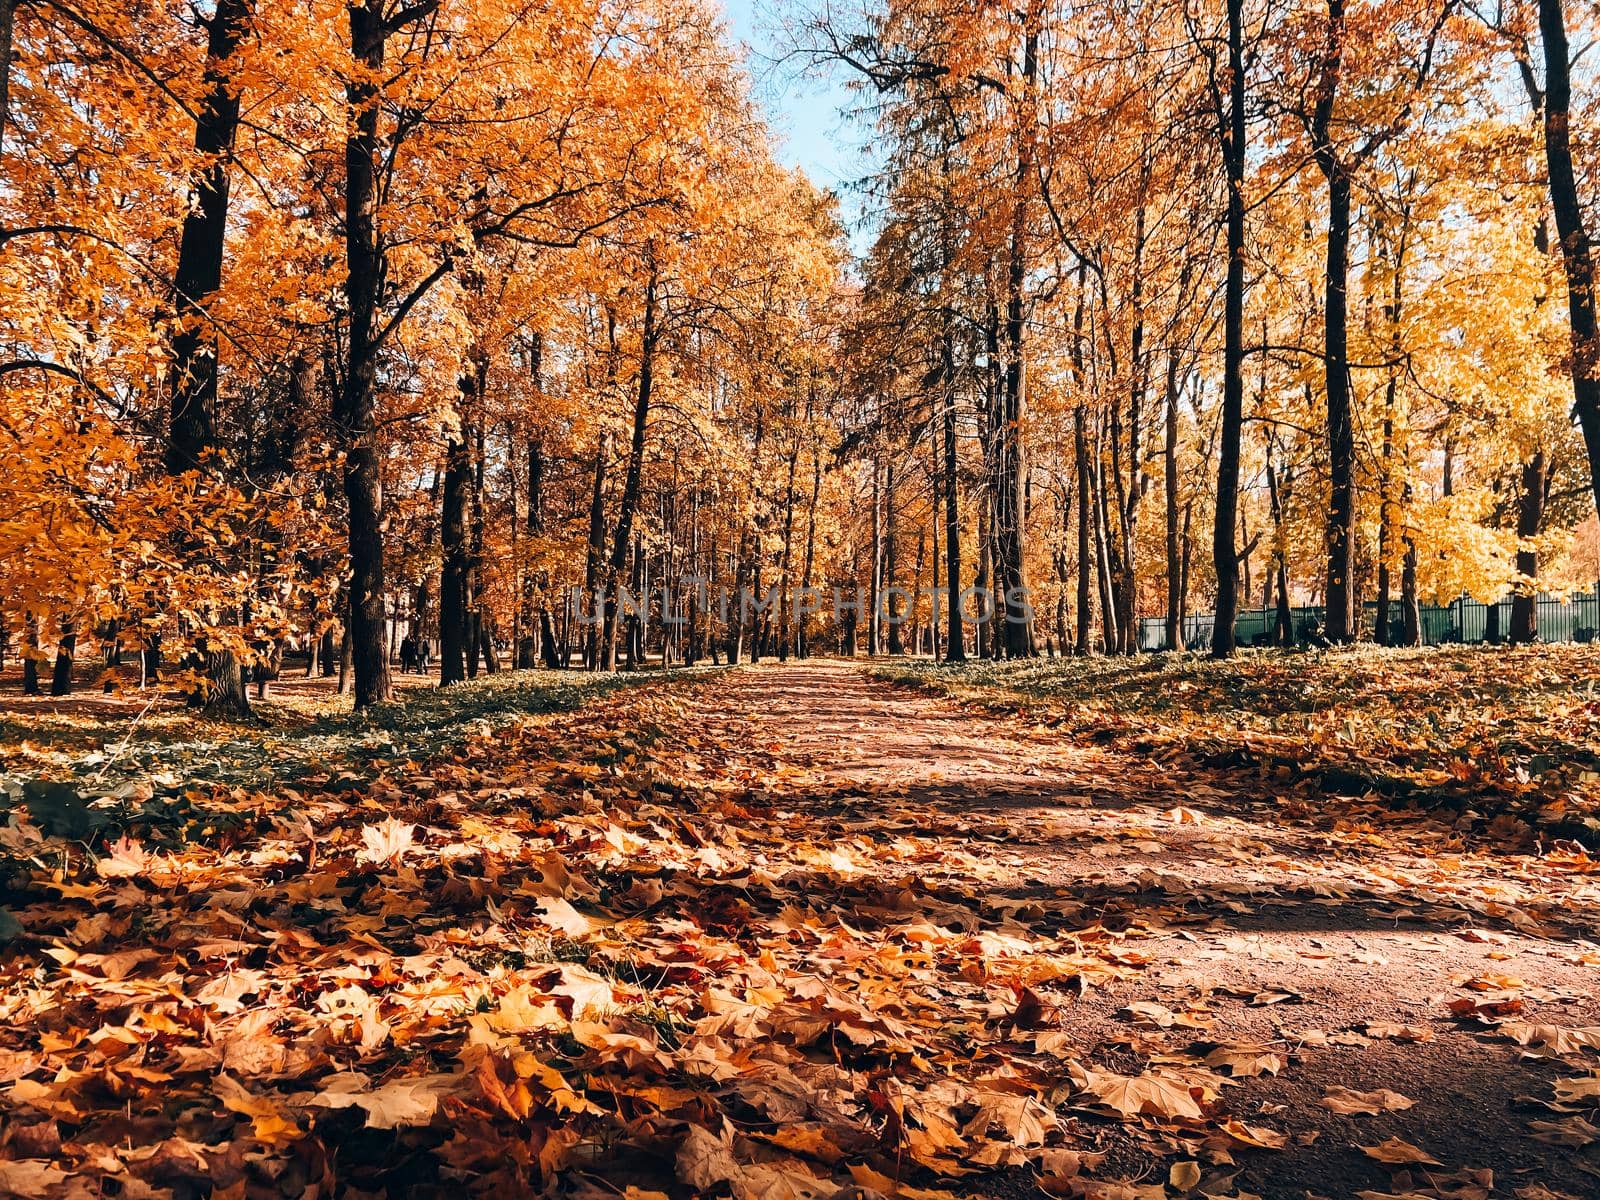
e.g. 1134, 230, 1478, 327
0, 0, 15, 158
1074, 405, 1093, 655
21, 615, 39, 695
1511, 451, 1547, 643
800, 450, 821, 659
993, 12, 1038, 660
337, 0, 413, 709
1322, 167, 1357, 642
869, 458, 883, 656
198, 646, 249, 711
1212, 0, 1247, 658
885, 458, 903, 655
1164, 350, 1184, 651
603, 260, 657, 671
1311, 0, 1357, 643
1540, 0, 1600, 520
337, 625, 353, 694
1266, 444, 1293, 647
50, 630, 73, 696
941, 334, 964, 663
163, 0, 254, 717
319, 625, 337, 677
1092, 421, 1120, 653
1115, 202, 1148, 655
528, 436, 563, 671
1375, 219, 1410, 649
778, 442, 798, 660
1400, 525, 1421, 646
439, 425, 472, 684
166, 0, 251, 474
1376, 433, 1394, 646
583, 430, 610, 669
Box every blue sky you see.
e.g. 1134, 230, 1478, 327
718, 0, 869, 230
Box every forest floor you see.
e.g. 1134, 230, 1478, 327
0, 655, 1598, 1199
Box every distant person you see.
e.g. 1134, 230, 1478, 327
416, 638, 431, 674
399, 634, 417, 674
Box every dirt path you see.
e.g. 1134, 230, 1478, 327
678, 660, 1600, 1199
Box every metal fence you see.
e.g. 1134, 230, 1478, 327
1138, 591, 1600, 652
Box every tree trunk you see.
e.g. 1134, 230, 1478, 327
199, 646, 249, 711
800, 449, 821, 659
1115, 201, 1148, 655
583, 430, 610, 669
50, 629, 73, 696
1376, 413, 1394, 646
163, 0, 254, 717
1312, 0, 1357, 643
1540, 0, 1600, 521
337, 625, 354, 694
0, 0, 16, 158
1092, 422, 1120, 654
1074, 405, 1093, 655
1163, 350, 1184, 651
603, 259, 657, 671
21, 615, 39, 695
1511, 451, 1547, 643
1212, 0, 1247, 658
1400, 523, 1421, 646
868, 458, 883, 655
994, 9, 1038, 660
1266, 441, 1293, 646
941, 339, 965, 663
531, 437, 563, 670
166, 0, 251, 474
439, 423, 472, 684
885, 458, 903, 654
778, 441, 798, 660
336, 0, 402, 709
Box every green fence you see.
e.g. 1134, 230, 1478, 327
1139, 592, 1600, 652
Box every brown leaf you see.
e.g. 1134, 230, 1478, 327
1360, 1136, 1441, 1166
1320, 1086, 1415, 1115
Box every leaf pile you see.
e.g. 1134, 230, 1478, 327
0, 674, 1291, 1199
3, 661, 1599, 1200
876, 646, 1600, 844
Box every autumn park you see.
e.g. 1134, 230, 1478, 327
9, 0, 1600, 1196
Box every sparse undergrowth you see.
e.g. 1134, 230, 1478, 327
0, 668, 697, 790
873, 645, 1600, 844
0, 669, 712, 862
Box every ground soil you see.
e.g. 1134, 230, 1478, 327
669, 660, 1600, 1200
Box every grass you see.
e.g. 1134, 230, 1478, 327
0, 666, 722, 847
873, 644, 1600, 838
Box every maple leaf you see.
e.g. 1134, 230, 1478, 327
95, 834, 154, 879
0, 1162, 72, 1195
1081, 1069, 1205, 1121
536, 895, 596, 936
1320, 1086, 1415, 1115
1203, 1043, 1285, 1077
1527, 1116, 1599, 1146
1362, 1022, 1435, 1042
357, 817, 415, 866
1552, 1075, 1600, 1103
1360, 1136, 1441, 1165
1495, 1022, 1600, 1057
308, 1071, 452, 1129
